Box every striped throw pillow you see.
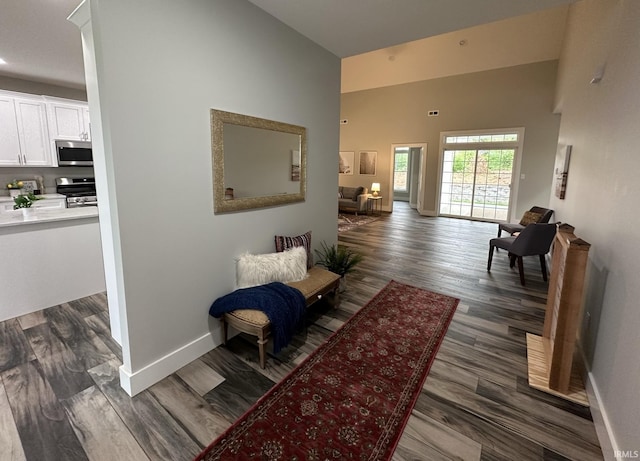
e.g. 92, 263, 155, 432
275, 231, 313, 269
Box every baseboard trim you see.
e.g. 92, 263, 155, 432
119, 330, 221, 397
586, 371, 618, 460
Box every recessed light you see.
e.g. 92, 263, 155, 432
0, 57, 7, 65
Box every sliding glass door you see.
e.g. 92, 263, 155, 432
439, 131, 521, 221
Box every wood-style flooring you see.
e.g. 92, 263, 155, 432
0, 202, 603, 460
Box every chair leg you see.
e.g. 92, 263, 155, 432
487, 245, 495, 271
509, 253, 516, 268
497, 227, 502, 238
257, 337, 267, 369
221, 317, 228, 345
517, 256, 525, 286
539, 254, 548, 281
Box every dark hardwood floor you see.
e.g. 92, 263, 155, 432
0, 202, 603, 460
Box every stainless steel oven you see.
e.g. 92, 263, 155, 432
56, 140, 93, 167
55, 177, 98, 208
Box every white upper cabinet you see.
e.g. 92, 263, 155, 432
46, 98, 91, 142
0, 96, 22, 166
0, 92, 53, 167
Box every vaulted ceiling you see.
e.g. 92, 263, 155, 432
0, 0, 575, 90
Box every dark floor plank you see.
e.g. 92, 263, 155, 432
44, 303, 116, 370
87, 360, 201, 460
200, 347, 276, 421
414, 391, 546, 461
149, 375, 232, 447
1, 361, 88, 461
61, 386, 149, 460
66, 294, 107, 318
475, 379, 601, 458
23, 323, 94, 400
0, 319, 35, 372
84, 311, 122, 361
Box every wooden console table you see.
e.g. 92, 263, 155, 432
526, 225, 591, 405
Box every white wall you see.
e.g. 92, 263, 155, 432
80, 0, 340, 394
552, 0, 640, 455
341, 6, 568, 94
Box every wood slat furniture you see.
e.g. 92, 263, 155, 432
526, 224, 591, 405
220, 266, 341, 368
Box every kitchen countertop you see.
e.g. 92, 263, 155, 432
0, 206, 98, 228
0, 193, 65, 202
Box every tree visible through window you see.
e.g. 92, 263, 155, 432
394, 150, 409, 192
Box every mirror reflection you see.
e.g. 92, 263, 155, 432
211, 109, 306, 213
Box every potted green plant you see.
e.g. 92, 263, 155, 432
13, 193, 42, 218
315, 242, 363, 291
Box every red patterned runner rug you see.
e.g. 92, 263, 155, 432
195, 280, 459, 461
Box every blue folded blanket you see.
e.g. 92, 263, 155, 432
209, 282, 306, 354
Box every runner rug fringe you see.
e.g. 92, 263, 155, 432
195, 280, 459, 461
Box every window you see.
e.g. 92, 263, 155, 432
393, 148, 409, 192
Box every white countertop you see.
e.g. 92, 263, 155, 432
0, 193, 65, 202
0, 206, 98, 228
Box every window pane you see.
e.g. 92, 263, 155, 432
394, 152, 409, 192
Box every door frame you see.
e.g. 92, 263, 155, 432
389, 142, 427, 214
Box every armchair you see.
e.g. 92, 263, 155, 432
487, 223, 557, 286
497, 206, 554, 237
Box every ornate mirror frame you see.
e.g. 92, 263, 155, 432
211, 109, 307, 213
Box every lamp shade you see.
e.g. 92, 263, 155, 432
371, 182, 380, 196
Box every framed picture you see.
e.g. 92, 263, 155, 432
553, 145, 571, 199
359, 150, 377, 175
19, 180, 38, 194
554, 145, 572, 175
339, 151, 354, 175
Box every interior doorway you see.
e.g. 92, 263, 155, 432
389, 143, 427, 213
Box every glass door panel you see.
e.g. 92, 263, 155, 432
439, 148, 515, 220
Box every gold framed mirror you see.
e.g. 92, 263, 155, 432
211, 109, 307, 213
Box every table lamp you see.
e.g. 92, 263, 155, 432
371, 183, 380, 197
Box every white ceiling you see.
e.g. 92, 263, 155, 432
0, 0, 576, 90
247, 0, 576, 57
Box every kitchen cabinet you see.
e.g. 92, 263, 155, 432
46, 98, 91, 142
0, 93, 53, 167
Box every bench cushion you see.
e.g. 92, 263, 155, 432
225, 267, 340, 327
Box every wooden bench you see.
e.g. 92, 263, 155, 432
220, 266, 341, 368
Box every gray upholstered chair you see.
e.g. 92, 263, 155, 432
487, 223, 557, 286
497, 206, 554, 237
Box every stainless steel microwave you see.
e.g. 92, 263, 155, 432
55, 140, 93, 167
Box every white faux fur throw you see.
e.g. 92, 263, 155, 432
236, 246, 308, 288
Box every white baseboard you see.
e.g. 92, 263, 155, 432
119, 330, 221, 396
586, 371, 619, 461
